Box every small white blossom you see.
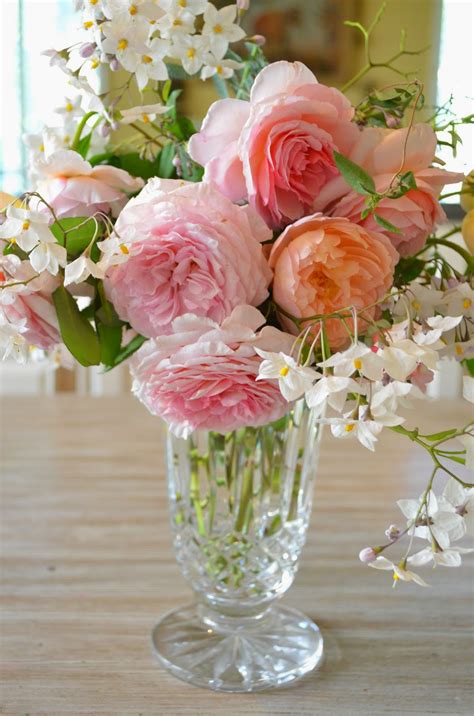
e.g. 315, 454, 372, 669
441, 282, 474, 318
64, 255, 106, 287
121, 103, 170, 125
172, 35, 209, 75
54, 96, 84, 119
443, 478, 474, 533
403, 282, 444, 320
29, 238, 67, 276
382, 339, 439, 381
0, 206, 53, 253
202, 4, 246, 58
134, 37, 170, 89
368, 556, 429, 587
408, 545, 474, 568
397, 490, 464, 549
159, 0, 208, 15
156, 8, 195, 38
305, 375, 362, 412
100, 15, 151, 73
318, 342, 384, 381
0, 315, 29, 363
201, 55, 243, 80
256, 349, 318, 401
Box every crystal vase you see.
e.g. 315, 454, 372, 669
152, 400, 324, 692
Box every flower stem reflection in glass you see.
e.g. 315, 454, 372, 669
152, 401, 324, 692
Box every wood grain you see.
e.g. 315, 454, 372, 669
1, 396, 473, 715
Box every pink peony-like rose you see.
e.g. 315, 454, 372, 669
131, 306, 294, 437
314, 124, 463, 256
0, 255, 60, 350
35, 149, 144, 219
189, 60, 359, 229
104, 179, 273, 338
269, 214, 397, 348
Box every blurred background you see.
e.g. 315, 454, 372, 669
0, 0, 472, 396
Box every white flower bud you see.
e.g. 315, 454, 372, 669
109, 57, 120, 72
359, 547, 377, 563
79, 42, 96, 59
385, 524, 401, 541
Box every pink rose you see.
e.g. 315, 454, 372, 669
269, 214, 397, 348
131, 306, 293, 436
35, 150, 144, 219
0, 255, 60, 350
314, 124, 463, 256
189, 61, 358, 229
104, 179, 273, 338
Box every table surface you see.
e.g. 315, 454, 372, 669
1, 396, 473, 716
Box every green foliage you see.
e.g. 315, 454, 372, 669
464, 359, 474, 378
374, 213, 402, 234
53, 286, 101, 367
108, 152, 164, 180
355, 85, 424, 128
97, 322, 122, 366
102, 333, 147, 371
394, 256, 425, 286
333, 151, 375, 195
75, 132, 93, 159
50, 217, 102, 259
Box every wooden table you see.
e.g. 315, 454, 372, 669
1, 396, 473, 715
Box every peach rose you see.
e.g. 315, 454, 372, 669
35, 149, 144, 219
189, 61, 358, 229
269, 214, 398, 347
314, 124, 463, 256
104, 179, 273, 338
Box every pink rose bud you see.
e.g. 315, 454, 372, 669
109, 57, 120, 72
359, 547, 377, 563
249, 34, 266, 46
79, 42, 96, 59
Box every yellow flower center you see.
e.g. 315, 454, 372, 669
216, 65, 223, 75
455, 344, 464, 356
129, 4, 138, 15
10, 238, 17, 245
353, 358, 362, 370
141, 113, 150, 123
91, 58, 99, 69
83, 21, 94, 29
22, 221, 30, 231
411, 300, 421, 311
142, 54, 153, 64
89, 0, 98, 5
279, 365, 289, 377
118, 38, 128, 51
173, 18, 182, 26
65, 102, 73, 112
393, 572, 400, 582
213, 23, 223, 34
187, 48, 196, 59
345, 424, 355, 433
39, 143, 45, 152
179, 0, 187, 7
119, 244, 129, 255
463, 298, 472, 309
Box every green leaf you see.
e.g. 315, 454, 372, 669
168, 115, 197, 141
395, 257, 425, 284
464, 358, 474, 377
374, 213, 402, 234
76, 132, 92, 159
166, 62, 190, 80
162, 79, 172, 103
439, 454, 466, 466
102, 333, 147, 371
50, 217, 102, 258
53, 286, 100, 366
109, 152, 161, 181
97, 322, 122, 366
333, 151, 376, 195
157, 142, 177, 179
422, 428, 458, 442
176, 144, 204, 182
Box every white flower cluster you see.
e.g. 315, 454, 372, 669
363, 478, 474, 587
67, 1, 245, 91
257, 280, 473, 452
0, 206, 66, 276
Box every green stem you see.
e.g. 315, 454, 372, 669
71, 112, 97, 152
425, 238, 474, 269
190, 461, 206, 537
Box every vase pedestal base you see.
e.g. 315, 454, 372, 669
151, 602, 324, 693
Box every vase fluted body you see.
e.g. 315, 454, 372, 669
152, 400, 324, 692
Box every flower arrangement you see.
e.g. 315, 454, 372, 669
1, 0, 473, 589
